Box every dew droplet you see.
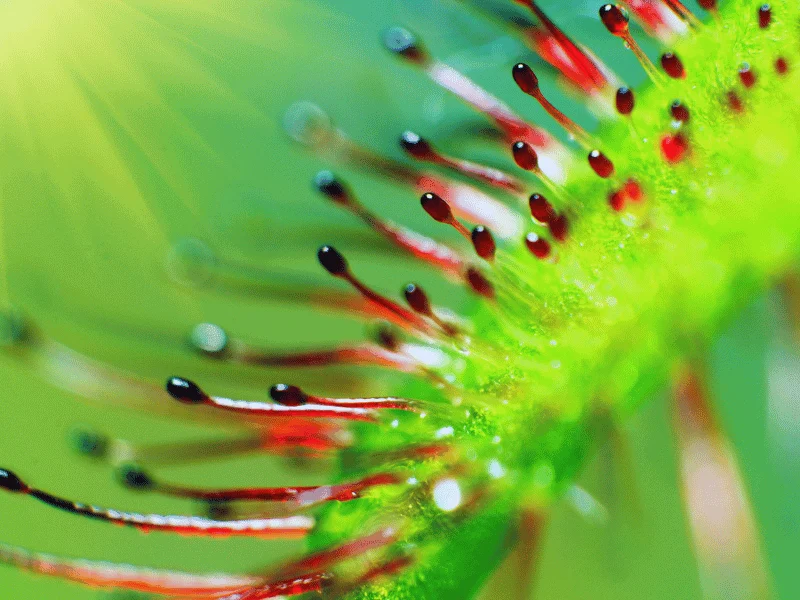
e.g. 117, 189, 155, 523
270, 384, 308, 406
400, 131, 436, 160
404, 283, 431, 315
191, 323, 228, 356
661, 52, 685, 79
670, 100, 690, 123
738, 63, 756, 88
526, 233, 552, 259
421, 192, 453, 223
471, 226, 496, 260
616, 87, 635, 115
383, 26, 428, 64
529, 193, 554, 224
599, 4, 630, 36
588, 150, 615, 178
317, 245, 349, 276
512, 62, 539, 95
166, 377, 207, 405
758, 4, 772, 29
512, 141, 539, 171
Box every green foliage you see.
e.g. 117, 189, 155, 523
1, 1, 799, 599
335, 1, 800, 597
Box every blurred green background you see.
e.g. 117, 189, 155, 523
0, 1, 797, 598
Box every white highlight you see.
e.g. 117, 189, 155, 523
487, 459, 506, 479
403, 344, 448, 368
432, 478, 462, 512
191, 323, 227, 354
435, 426, 454, 439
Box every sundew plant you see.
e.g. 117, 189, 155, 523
0, 0, 799, 599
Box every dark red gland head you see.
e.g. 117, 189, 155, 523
600, 4, 630, 36
588, 150, 615, 178
166, 377, 207, 404
548, 214, 569, 242
119, 465, 154, 491
728, 91, 744, 113
400, 131, 436, 160
529, 193, 554, 224
0, 469, 27, 493
759, 5, 772, 29
624, 179, 644, 202
383, 26, 428, 65
207, 500, 233, 521
471, 226, 496, 260
72, 428, 109, 459
374, 322, 400, 351
512, 63, 540, 95
776, 57, 789, 75
270, 383, 308, 407
670, 100, 690, 123
314, 171, 350, 204
661, 133, 689, 164
661, 53, 685, 79
616, 87, 635, 115
525, 233, 551, 259
738, 63, 756, 88
609, 190, 626, 212
421, 192, 453, 223
697, 0, 717, 10
318, 245, 349, 276
404, 283, 431, 315
465, 267, 495, 299
512, 141, 539, 171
